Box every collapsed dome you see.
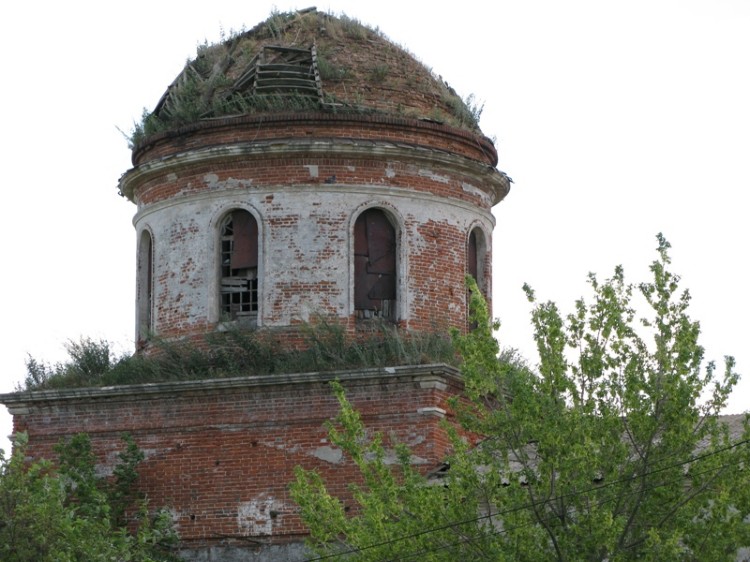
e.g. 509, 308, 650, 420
131, 8, 488, 153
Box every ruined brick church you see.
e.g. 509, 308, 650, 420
2, 9, 510, 560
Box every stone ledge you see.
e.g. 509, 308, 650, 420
178, 542, 309, 562
418, 406, 447, 418
0, 363, 462, 413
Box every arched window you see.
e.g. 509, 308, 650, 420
137, 230, 153, 342
220, 210, 259, 323
468, 227, 487, 293
468, 229, 479, 283
354, 208, 397, 321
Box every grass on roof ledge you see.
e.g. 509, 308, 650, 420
20, 321, 458, 391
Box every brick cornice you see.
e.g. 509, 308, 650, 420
119, 137, 510, 205
0, 363, 462, 414
132, 112, 497, 168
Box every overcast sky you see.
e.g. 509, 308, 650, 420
1, 0, 748, 454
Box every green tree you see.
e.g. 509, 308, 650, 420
0, 433, 178, 562
291, 235, 750, 560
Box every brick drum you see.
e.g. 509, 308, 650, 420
122, 112, 509, 345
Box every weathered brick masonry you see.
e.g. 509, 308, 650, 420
2, 10, 511, 560
3, 365, 463, 557
121, 113, 508, 343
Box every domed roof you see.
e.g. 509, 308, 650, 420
132, 8, 487, 147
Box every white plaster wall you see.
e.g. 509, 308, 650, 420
134, 183, 493, 335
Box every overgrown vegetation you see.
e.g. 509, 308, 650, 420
292, 237, 750, 560
128, 9, 487, 149
317, 55, 351, 82
446, 92, 484, 130
21, 321, 457, 391
368, 64, 389, 83
0, 432, 178, 561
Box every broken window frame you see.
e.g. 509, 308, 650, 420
354, 208, 397, 322
220, 210, 259, 324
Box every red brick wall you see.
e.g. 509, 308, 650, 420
6, 366, 463, 549
131, 154, 496, 210
132, 113, 498, 169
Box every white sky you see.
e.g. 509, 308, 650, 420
1, 1, 749, 454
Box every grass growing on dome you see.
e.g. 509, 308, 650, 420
316, 53, 352, 82
19, 321, 458, 391
126, 9, 489, 149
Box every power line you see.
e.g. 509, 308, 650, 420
301, 436, 749, 561
387, 459, 735, 561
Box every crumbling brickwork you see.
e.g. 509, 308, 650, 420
4, 366, 464, 557
121, 114, 508, 345
2, 10, 512, 560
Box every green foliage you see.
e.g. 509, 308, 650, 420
337, 14, 371, 41
212, 91, 321, 117
292, 236, 750, 560
23, 337, 116, 389
317, 55, 351, 82
368, 64, 389, 83
128, 107, 159, 149
321, 13, 377, 42
0, 433, 178, 561
290, 381, 500, 561
264, 9, 293, 40
21, 322, 457, 390
109, 433, 146, 525
125, 9, 490, 148
442, 92, 484, 130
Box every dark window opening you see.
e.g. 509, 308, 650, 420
468, 228, 487, 331
468, 227, 487, 294
354, 209, 396, 321
137, 230, 154, 346
220, 210, 259, 322
468, 229, 479, 283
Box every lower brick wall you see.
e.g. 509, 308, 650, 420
2, 365, 464, 555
